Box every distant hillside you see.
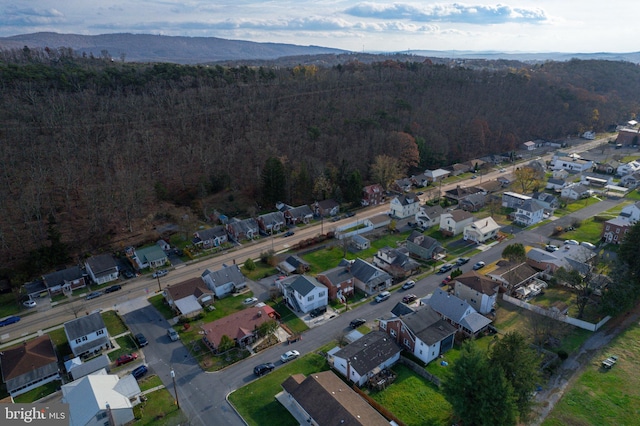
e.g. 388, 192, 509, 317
406, 50, 640, 64
0, 32, 348, 64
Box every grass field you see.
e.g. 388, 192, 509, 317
102, 310, 129, 336
543, 321, 640, 426
133, 386, 187, 426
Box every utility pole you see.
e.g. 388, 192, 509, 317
171, 367, 180, 409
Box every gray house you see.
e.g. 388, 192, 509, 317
201, 264, 247, 298
64, 312, 110, 358
85, 254, 119, 285
193, 226, 228, 248
226, 217, 259, 241
406, 231, 446, 261
346, 258, 392, 295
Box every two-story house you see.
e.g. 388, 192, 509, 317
372, 246, 420, 279
361, 184, 385, 206
64, 312, 110, 358
439, 210, 474, 237
314, 199, 340, 217
316, 265, 356, 302
257, 211, 286, 234
453, 271, 500, 314
226, 217, 259, 242
414, 204, 444, 229
281, 275, 328, 314
389, 194, 420, 219
283, 205, 314, 225
463, 217, 501, 243
42, 266, 87, 296
201, 264, 247, 298
85, 254, 119, 286
601, 217, 633, 244
424, 289, 492, 337
502, 191, 532, 209
513, 199, 545, 226
0, 335, 60, 397
193, 226, 228, 248
405, 231, 446, 261
346, 258, 392, 295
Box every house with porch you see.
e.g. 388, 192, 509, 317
130, 245, 168, 270
347, 258, 392, 295
389, 194, 420, 219
85, 254, 119, 285
317, 265, 356, 302
486, 261, 539, 292
513, 199, 545, 226
0, 335, 60, 397
406, 231, 446, 260
526, 246, 596, 275
439, 210, 474, 237
42, 266, 87, 296
372, 246, 420, 279
415, 204, 445, 229
561, 183, 592, 200
283, 205, 314, 225
201, 264, 247, 298
226, 217, 259, 241
281, 275, 328, 314
64, 312, 110, 358
201, 305, 278, 352
257, 211, 286, 234
463, 217, 501, 243
424, 289, 492, 337
164, 277, 214, 318
361, 184, 385, 206
193, 226, 228, 248
314, 199, 340, 217
453, 271, 500, 314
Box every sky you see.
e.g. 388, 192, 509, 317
0, 1, 635, 53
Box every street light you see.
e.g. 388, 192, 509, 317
170, 367, 180, 409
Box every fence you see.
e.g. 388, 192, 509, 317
398, 356, 441, 387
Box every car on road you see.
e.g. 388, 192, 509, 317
499, 168, 506, 173
167, 328, 179, 341
441, 275, 452, 286
281, 350, 300, 363
438, 264, 454, 274
243, 297, 259, 305
86, 291, 103, 300
116, 353, 138, 366
105, 284, 122, 293
456, 257, 470, 266
283, 230, 295, 237
581, 241, 596, 249
471, 175, 478, 179
349, 318, 366, 329
331, 216, 342, 222
0, 316, 20, 327
23, 300, 37, 308
374, 291, 391, 303
344, 211, 355, 218
135, 333, 148, 347
472, 261, 486, 270
152, 269, 168, 278
131, 365, 148, 379
564, 239, 579, 245
253, 362, 276, 376
122, 270, 135, 279
402, 294, 417, 304
545, 245, 559, 252
309, 306, 327, 318
401, 280, 415, 290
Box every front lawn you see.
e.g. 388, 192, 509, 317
109, 334, 138, 361
133, 386, 187, 426
13, 380, 61, 403
102, 310, 129, 336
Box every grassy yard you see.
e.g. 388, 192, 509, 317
148, 294, 176, 320
543, 321, 640, 426
13, 380, 61, 403
102, 310, 130, 336
0, 292, 20, 318
108, 334, 138, 361
241, 261, 279, 281
228, 353, 329, 426
138, 374, 163, 392
133, 386, 187, 426
269, 299, 308, 335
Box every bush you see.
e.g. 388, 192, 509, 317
557, 350, 568, 360
244, 258, 256, 271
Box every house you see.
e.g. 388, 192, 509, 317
372, 246, 420, 279
314, 199, 340, 217
367, 213, 392, 230
580, 173, 612, 187
439, 210, 474, 237
332, 331, 401, 386
620, 171, 640, 188
459, 192, 487, 212
496, 173, 515, 187
615, 128, 640, 146
257, 211, 286, 234
281, 275, 328, 314
448, 163, 472, 176
463, 217, 501, 243
502, 191, 532, 209
85, 254, 119, 285
164, 277, 214, 318
601, 217, 633, 244
226, 217, 259, 241
379, 305, 456, 365
582, 131, 596, 140
526, 246, 596, 275
64, 312, 110, 358
475, 180, 503, 194
443, 185, 484, 203
0, 335, 60, 397
201, 264, 247, 298
546, 178, 567, 191
405, 231, 446, 261
453, 271, 500, 314
130, 245, 168, 270
283, 205, 314, 225
64, 354, 110, 381
156, 239, 171, 251
513, 199, 545, 226
424, 289, 492, 337
193, 226, 228, 248
619, 201, 640, 223
523, 140, 537, 150
595, 160, 620, 174
61, 372, 140, 426
552, 169, 570, 180
278, 371, 390, 426
42, 266, 87, 296
346, 258, 392, 295
410, 173, 429, 187
551, 156, 593, 172
361, 184, 385, 206
425, 168, 451, 182
463, 159, 487, 172
414, 204, 444, 229
278, 255, 311, 275
486, 261, 539, 291
389, 194, 420, 219
317, 265, 356, 302
351, 234, 370, 250
201, 305, 278, 352
530, 192, 560, 213
616, 160, 640, 177
393, 177, 413, 193
561, 183, 592, 200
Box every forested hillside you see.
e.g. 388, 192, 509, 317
1, 48, 639, 280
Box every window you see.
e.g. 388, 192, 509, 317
96, 329, 104, 336
96, 412, 107, 421
380, 322, 387, 330
307, 295, 314, 302
390, 329, 397, 337
318, 291, 325, 297
616, 228, 620, 234
403, 338, 410, 346
75, 339, 81, 344
82, 336, 88, 342
606, 225, 610, 231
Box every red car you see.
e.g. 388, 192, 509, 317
116, 353, 138, 366
441, 275, 452, 285
402, 294, 417, 304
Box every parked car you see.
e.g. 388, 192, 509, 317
438, 264, 454, 274
374, 291, 391, 303
253, 362, 276, 376
401, 280, 415, 290
349, 318, 366, 329
581, 241, 596, 249
243, 297, 258, 305
86, 291, 103, 300
105, 284, 122, 293
23, 300, 37, 308
309, 306, 327, 318
344, 211, 355, 218
441, 275, 452, 286
116, 353, 138, 366
122, 270, 135, 279
499, 168, 506, 173
281, 350, 300, 363
167, 328, 179, 341
330, 216, 341, 222
564, 239, 579, 245
283, 230, 295, 237
402, 294, 417, 304
0, 316, 20, 327
131, 365, 148, 379
456, 257, 470, 266
135, 333, 148, 347
545, 245, 559, 252
152, 269, 168, 278
471, 175, 478, 179
472, 261, 486, 270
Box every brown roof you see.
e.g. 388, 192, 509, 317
0, 335, 57, 381
455, 271, 500, 296
201, 305, 276, 347
165, 277, 213, 301
449, 210, 474, 222
281, 371, 389, 426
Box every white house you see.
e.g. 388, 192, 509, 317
619, 201, 640, 223
502, 191, 532, 209
523, 140, 536, 150
415, 204, 444, 229
64, 312, 110, 358
453, 271, 500, 315
85, 254, 119, 285
201, 264, 247, 298
332, 331, 401, 386
552, 156, 593, 172
389, 194, 420, 219
425, 168, 451, 182
281, 275, 328, 314
61, 371, 140, 426
439, 210, 474, 237
561, 183, 592, 200
463, 217, 501, 243
513, 199, 545, 226
616, 160, 640, 177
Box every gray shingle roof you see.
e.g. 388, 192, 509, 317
201, 264, 245, 289
289, 275, 323, 297
426, 289, 475, 323
333, 331, 401, 376
401, 305, 457, 345
85, 254, 117, 276
43, 266, 85, 288
64, 313, 107, 341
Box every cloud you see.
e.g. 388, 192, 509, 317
344, 2, 547, 24
0, 6, 66, 26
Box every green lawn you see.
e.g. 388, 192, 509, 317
543, 321, 640, 426
148, 294, 176, 320
133, 386, 187, 426
241, 261, 279, 281
13, 380, 61, 403
102, 310, 129, 336
48, 327, 73, 360
269, 299, 308, 335
109, 334, 138, 361
228, 353, 329, 426
138, 374, 163, 392
0, 293, 20, 318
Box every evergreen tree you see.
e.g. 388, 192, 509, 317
261, 157, 286, 206
502, 243, 526, 263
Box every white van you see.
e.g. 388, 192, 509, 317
375, 291, 391, 303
